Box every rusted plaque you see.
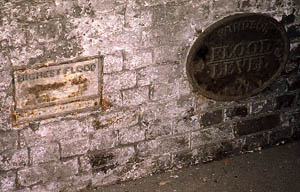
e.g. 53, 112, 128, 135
13, 56, 103, 124
186, 13, 289, 101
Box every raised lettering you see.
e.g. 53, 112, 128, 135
211, 46, 224, 62
233, 43, 245, 57
49, 70, 55, 77
56, 69, 61, 75
76, 65, 83, 72
90, 64, 96, 71
16, 63, 97, 83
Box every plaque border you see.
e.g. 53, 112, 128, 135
12, 55, 104, 124
186, 13, 290, 101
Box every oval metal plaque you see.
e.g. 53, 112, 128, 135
186, 13, 289, 101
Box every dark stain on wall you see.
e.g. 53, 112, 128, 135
89, 152, 119, 174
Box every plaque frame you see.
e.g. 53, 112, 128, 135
186, 13, 290, 101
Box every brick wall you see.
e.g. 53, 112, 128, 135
0, 0, 299, 191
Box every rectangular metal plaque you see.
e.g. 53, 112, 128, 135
13, 56, 103, 124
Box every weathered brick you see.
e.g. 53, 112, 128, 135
177, 80, 192, 97
141, 101, 178, 129
137, 64, 181, 86
17, 165, 45, 186
79, 155, 92, 174
222, 138, 244, 155
90, 130, 118, 151
103, 52, 123, 74
61, 158, 79, 177
224, 106, 248, 120
173, 114, 200, 134
243, 132, 269, 151
144, 26, 184, 47
234, 114, 281, 136
262, 78, 287, 95
89, 146, 135, 174
251, 99, 275, 114
166, 99, 190, 119
136, 67, 153, 87
151, 4, 168, 26
0, 171, 16, 192
141, 30, 155, 48
58, 174, 92, 192
165, 2, 194, 24
137, 134, 190, 157
31, 144, 60, 164
212, 0, 239, 17
112, 30, 142, 52
188, 141, 236, 164
18, 159, 78, 187
125, 3, 152, 30
287, 75, 300, 91
122, 86, 149, 106
178, 0, 210, 28
122, 154, 171, 180
194, 95, 217, 112
281, 111, 300, 128
213, 141, 238, 160
0, 131, 18, 153
91, 172, 119, 188
150, 82, 178, 101
199, 110, 223, 127
90, 108, 139, 131
191, 127, 233, 148
291, 44, 300, 59
12, 187, 32, 192
101, 92, 122, 112
29, 20, 64, 44
137, 0, 176, 7
19, 128, 43, 148
153, 46, 182, 64
287, 24, 300, 41
61, 138, 89, 158
0, 52, 11, 71
152, 22, 194, 46
23, 185, 51, 192
172, 150, 195, 167
238, 0, 266, 9
124, 49, 153, 70
137, 140, 159, 158
292, 125, 300, 139
144, 120, 172, 140
188, 142, 228, 163
103, 71, 137, 94
285, 45, 300, 74
20, 120, 91, 147
9, 43, 44, 67
276, 94, 296, 110
269, 128, 292, 145
0, 148, 28, 171
284, 60, 299, 75
0, 92, 13, 131
0, 70, 11, 91
88, 0, 123, 13
119, 125, 145, 145
141, 103, 167, 123
177, 95, 194, 112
